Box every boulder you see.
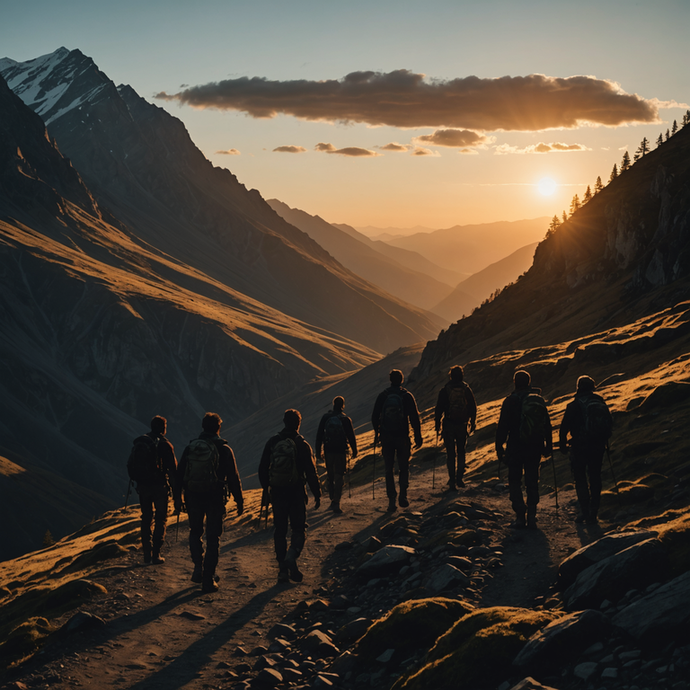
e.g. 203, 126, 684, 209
513, 609, 609, 668
356, 545, 416, 578
612, 569, 690, 644
558, 530, 658, 589
425, 563, 470, 594
335, 617, 372, 644
563, 538, 668, 610
510, 678, 561, 690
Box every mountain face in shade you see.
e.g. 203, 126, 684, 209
0, 48, 440, 356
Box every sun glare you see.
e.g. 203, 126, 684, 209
537, 177, 557, 196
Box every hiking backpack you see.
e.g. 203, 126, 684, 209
446, 384, 469, 425
182, 438, 220, 492
127, 435, 161, 484
577, 395, 613, 442
518, 393, 550, 444
268, 437, 300, 488
379, 390, 406, 435
324, 413, 347, 451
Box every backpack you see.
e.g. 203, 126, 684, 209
518, 393, 550, 444
182, 438, 220, 492
380, 390, 406, 436
324, 413, 347, 451
577, 395, 612, 442
269, 437, 300, 488
127, 435, 162, 484
446, 384, 469, 425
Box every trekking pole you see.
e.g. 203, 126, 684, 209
433, 431, 438, 489
124, 479, 132, 510
606, 442, 621, 506
372, 435, 378, 500
347, 451, 351, 499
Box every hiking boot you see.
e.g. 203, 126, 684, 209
526, 507, 537, 529
332, 503, 343, 515
143, 553, 152, 565
386, 500, 397, 513
575, 513, 587, 524
399, 494, 409, 508
284, 549, 303, 582
511, 512, 526, 529
201, 578, 219, 593
446, 480, 457, 492
277, 565, 290, 583
151, 554, 165, 565
191, 564, 203, 583
457, 477, 466, 488
586, 513, 599, 525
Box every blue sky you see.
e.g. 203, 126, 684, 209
2, 0, 688, 229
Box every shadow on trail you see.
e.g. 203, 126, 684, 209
125, 584, 284, 690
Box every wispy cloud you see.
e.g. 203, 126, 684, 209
494, 141, 590, 155
315, 142, 380, 157
157, 70, 662, 131
415, 129, 493, 147
216, 148, 241, 155
273, 145, 307, 153
379, 142, 410, 152
411, 147, 439, 157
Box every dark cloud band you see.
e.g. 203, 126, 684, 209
156, 70, 659, 131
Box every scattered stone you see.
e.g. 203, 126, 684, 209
601, 667, 618, 679
573, 661, 598, 681
335, 541, 353, 550
367, 536, 383, 552
509, 678, 561, 690
335, 617, 371, 644
356, 545, 416, 579
268, 623, 296, 640
250, 645, 268, 656
60, 611, 106, 635
268, 638, 290, 654
177, 611, 206, 621
253, 667, 283, 687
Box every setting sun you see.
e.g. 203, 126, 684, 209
537, 177, 557, 196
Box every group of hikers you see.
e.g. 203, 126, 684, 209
127, 366, 612, 589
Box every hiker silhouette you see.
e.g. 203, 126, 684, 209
434, 366, 477, 490
174, 412, 244, 593
371, 369, 423, 513
258, 409, 321, 583
127, 415, 177, 565
315, 396, 358, 514
495, 370, 552, 529
559, 375, 613, 524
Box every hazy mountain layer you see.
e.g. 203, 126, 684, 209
267, 199, 453, 313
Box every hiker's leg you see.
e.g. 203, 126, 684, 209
457, 431, 468, 483
272, 494, 289, 563
151, 485, 169, 557
397, 437, 411, 505
588, 448, 605, 519
442, 428, 457, 486
325, 452, 335, 501
524, 454, 541, 527
332, 452, 346, 509
571, 454, 591, 518
202, 501, 224, 581
186, 495, 205, 567
381, 440, 397, 501
508, 456, 527, 521
139, 487, 154, 561
287, 494, 307, 558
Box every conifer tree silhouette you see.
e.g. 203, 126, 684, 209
620, 151, 631, 172
594, 176, 604, 194
609, 164, 618, 183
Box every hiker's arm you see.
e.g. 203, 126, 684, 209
495, 398, 510, 458
173, 451, 187, 511
301, 441, 321, 508
161, 439, 177, 480
434, 388, 446, 433
558, 405, 572, 454
315, 416, 325, 460
467, 386, 478, 432
345, 417, 358, 457
544, 410, 553, 457
407, 393, 423, 448
258, 440, 272, 490
371, 394, 383, 435
224, 446, 244, 514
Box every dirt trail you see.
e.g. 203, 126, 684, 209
7, 464, 603, 690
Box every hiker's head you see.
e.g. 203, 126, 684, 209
333, 396, 345, 412
449, 365, 464, 383
283, 409, 302, 431
577, 375, 596, 393
202, 412, 222, 433
514, 370, 531, 390
389, 369, 404, 386
150, 415, 167, 434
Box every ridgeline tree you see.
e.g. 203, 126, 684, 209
609, 164, 618, 183
583, 185, 592, 203
672, 119, 678, 135
594, 176, 604, 194
621, 151, 631, 172
569, 194, 581, 216
636, 137, 650, 159
656, 133, 664, 148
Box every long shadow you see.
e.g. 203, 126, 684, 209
125, 584, 284, 690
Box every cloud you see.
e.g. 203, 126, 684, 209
216, 148, 241, 155
379, 142, 410, 152
415, 129, 492, 147
156, 70, 661, 131
494, 141, 589, 155
315, 142, 380, 157
273, 145, 307, 153
411, 147, 439, 157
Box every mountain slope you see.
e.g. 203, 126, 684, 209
431, 242, 538, 322
267, 199, 453, 313
0, 48, 440, 355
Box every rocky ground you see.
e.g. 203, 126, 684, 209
1, 457, 689, 690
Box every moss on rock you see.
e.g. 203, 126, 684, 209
353, 597, 473, 666
394, 606, 560, 690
